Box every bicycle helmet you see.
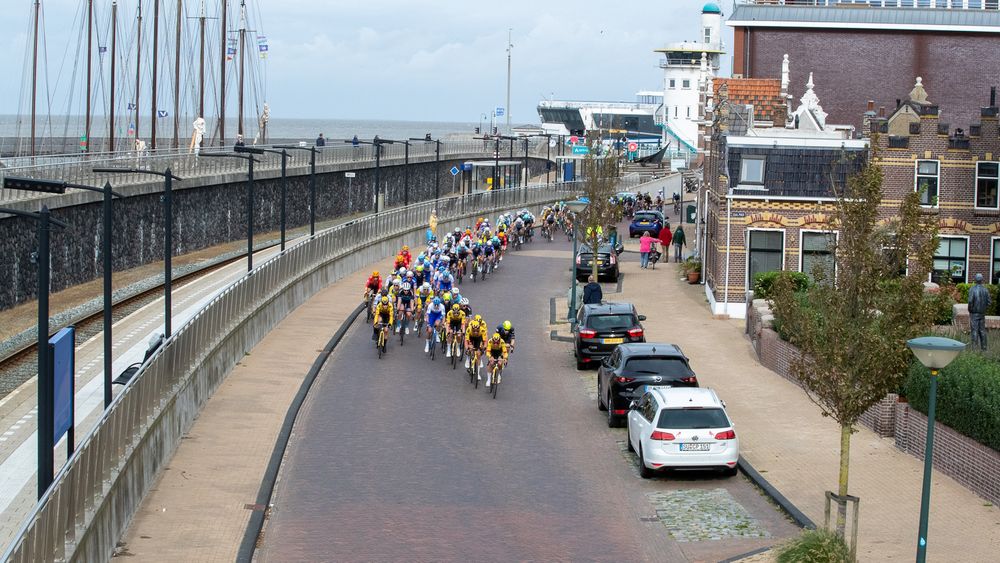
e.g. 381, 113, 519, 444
402, 283, 411, 291
415, 264, 424, 272
393, 279, 402, 287
491, 332, 502, 341
402, 245, 409, 251
372, 270, 379, 277
406, 271, 415, 278
380, 296, 389, 304
433, 297, 442, 305
461, 298, 469, 306
443, 292, 452, 301
474, 314, 482, 322
421, 282, 431, 291
452, 303, 461, 311
503, 320, 512, 330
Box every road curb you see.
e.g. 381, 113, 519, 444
236, 302, 366, 562
737, 456, 816, 530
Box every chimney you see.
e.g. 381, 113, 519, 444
896, 98, 902, 108
879, 106, 886, 118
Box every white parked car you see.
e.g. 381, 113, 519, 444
627, 387, 739, 478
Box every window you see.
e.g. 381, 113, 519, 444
704, 27, 712, 44
801, 232, 836, 281
687, 106, 691, 118
748, 230, 784, 285
668, 79, 676, 89
976, 162, 999, 209
621, 357, 695, 378
915, 160, 939, 206
682, 79, 691, 89
993, 239, 1000, 284
657, 408, 730, 430
740, 157, 766, 184
587, 314, 635, 330
932, 237, 967, 284
674, 106, 678, 118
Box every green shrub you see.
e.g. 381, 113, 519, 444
903, 353, 1000, 452
775, 529, 851, 563
754, 271, 811, 300
953, 283, 1000, 315
924, 291, 955, 325
772, 291, 813, 342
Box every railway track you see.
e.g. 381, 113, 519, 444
0, 243, 280, 399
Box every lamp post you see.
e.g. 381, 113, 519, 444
202, 147, 263, 271
94, 167, 182, 336
274, 144, 320, 237
0, 204, 69, 498
381, 139, 412, 205
906, 336, 966, 563
253, 147, 290, 250
565, 199, 589, 319
348, 138, 394, 212
410, 136, 440, 201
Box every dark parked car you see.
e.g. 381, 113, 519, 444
573, 302, 646, 369
629, 210, 665, 238
575, 243, 621, 282
597, 343, 698, 427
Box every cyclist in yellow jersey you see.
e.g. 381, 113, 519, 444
485, 332, 508, 387
445, 304, 466, 357
464, 314, 488, 370
372, 296, 394, 341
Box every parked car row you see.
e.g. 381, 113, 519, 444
573, 301, 739, 478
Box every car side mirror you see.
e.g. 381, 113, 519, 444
615, 244, 624, 256
628, 400, 638, 410
638, 315, 647, 321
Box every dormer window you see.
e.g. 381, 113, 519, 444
741, 157, 765, 185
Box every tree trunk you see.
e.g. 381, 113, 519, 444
836, 422, 852, 537
591, 232, 600, 281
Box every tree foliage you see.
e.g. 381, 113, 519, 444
577, 136, 621, 279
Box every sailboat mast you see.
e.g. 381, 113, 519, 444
151, 0, 159, 150
237, 0, 246, 139
198, 0, 205, 118
109, 0, 117, 152
173, 0, 182, 148
219, 0, 227, 146
85, 0, 93, 152
30, 0, 40, 157
134, 2, 142, 145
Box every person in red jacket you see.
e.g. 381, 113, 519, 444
658, 222, 673, 262
393, 254, 406, 271
364, 270, 383, 297
400, 245, 413, 267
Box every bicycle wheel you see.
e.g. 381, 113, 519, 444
400, 319, 405, 346
451, 338, 458, 370
377, 330, 385, 359
430, 336, 436, 360
473, 355, 480, 389
492, 367, 500, 399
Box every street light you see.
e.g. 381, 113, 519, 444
252, 147, 291, 250
0, 204, 68, 498
410, 135, 441, 201
94, 167, 182, 336
274, 144, 320, 237
202, 147, 264, 271
565, 199, 589, 319
348, 138, 395, 212
381, 139, 413, 205
906, 336, 966, 563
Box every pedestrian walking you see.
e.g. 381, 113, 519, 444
672, 225, 686, 263
968, 273, 991, 351
639, 231, 658, 269
234, 134, 245, 148
315, 133, 326, 146
658, 222, 673, 261
583, 275, 603, 305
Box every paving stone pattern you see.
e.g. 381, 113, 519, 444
647, 489, 771, 543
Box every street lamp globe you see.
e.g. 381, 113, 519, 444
906, 336, 965, 370
565, 199, 589, 214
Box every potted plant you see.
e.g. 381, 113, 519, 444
684, 257, 701, 284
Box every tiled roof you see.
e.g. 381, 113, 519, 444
714, 78, 784, 122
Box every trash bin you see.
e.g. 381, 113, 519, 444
685, 204, 696, 224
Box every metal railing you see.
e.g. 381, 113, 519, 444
736, 0, 999, 8
0, 138, 553, 204
0, 182, 580, 563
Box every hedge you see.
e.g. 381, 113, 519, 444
753, 271, 811, 300
903, 353, 1000, 452
954, 283, 1000, 315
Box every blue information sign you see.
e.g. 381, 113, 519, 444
450, 166, 460, 176
50, 327, 75, 444
572, 145, 590, 155
461, 162, 473, 172
494, 106, 505, 117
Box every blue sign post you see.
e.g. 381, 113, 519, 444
450, 166, 460, 176
49, 326, 75, 457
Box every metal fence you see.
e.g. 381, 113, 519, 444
0, 182, 579, 563
736, 0, 999, 8
0, 138, 552, 204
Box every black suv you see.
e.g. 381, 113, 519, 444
596, 343, 698, 427
573, 302, 646, 369
575, 243, 622, 283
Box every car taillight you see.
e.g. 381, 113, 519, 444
680, 376, 697, 384
714, 429, 736, 440
650, 431, 675, 441
614, 376, 635, 383
579, 328, 597, 338
628, 328, 643, 338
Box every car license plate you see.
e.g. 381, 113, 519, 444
603, 338, 624, 344
680, 443, 711, 452
596, 260, 604, 265
639, 221, 649, 225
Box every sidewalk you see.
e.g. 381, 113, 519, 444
577, 253, 1000, 561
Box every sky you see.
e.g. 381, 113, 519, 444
0, 0, 734, 125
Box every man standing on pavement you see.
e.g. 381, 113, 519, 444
672, 225, 686, 263
658, 222, 673, 262
315, 133, 326, 146
968, 273, 991, 350
583, 275, 603, 305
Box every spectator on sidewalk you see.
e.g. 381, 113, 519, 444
672, 225, 686, 263
658, 222, 673, 261
315, 133, 326, 147
234, 134, 245, 148
639, 231, 658, 269
427, 209, 439, 242
583, 275, 603, 305
969, 273, 991, 350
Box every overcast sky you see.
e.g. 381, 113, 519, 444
0, 0, 733, 124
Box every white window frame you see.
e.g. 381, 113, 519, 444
668, 79, 676, 89
991, 236, 1000, 285
704, 27, 712, 44
975, 161, 1000, 210
682, 79, 691, 89
798, 229, 839, 281
931, 235, 969, 285
746, 228, 786, 290
740, 156, 766, 185
914, 159, 940, 208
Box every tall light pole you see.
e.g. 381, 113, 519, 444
95, 167, 182, 336
565, 199, 589, 319
410, 136, 441, 201
202, 147, 264, 270
255, 148, 290, 249
275, 144, 321, 237
906, 336, 966, 563
506, 28, 513, 134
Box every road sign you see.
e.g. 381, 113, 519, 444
450, 166, 459, 176
495, 106, 505, 117
572, 145, 589, 155
627, 142, 638, 152
461, 162, 473, 172
50, 327, 75, 445
569, 135, 579, 144
344, 172, 356, 178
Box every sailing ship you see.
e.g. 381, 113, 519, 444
6, 0, 270, 157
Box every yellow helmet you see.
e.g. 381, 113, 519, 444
372, 270, 379, 277
474, 314, 483, 322
402, 245, 409, 251
492, 332, 502, 341
380, 296, 389, 304
452, 303, 461, 311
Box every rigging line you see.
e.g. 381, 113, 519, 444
14, 2, 36, 146
64, 0, 88, 146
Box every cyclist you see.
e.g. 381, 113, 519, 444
484, 332, 509, 387
496, 320, 516, 354
445, 303, 466, 357
414, 264, 426, 286
396, 282, 416, 334
372, 295, 394, 342
417, 281, 434, 305
459, 297, 473, 317
438, 268, 455, 293
424, 296, 447, 353
364, 270, 382, 301
400, 245, 413, 267
393, 253, 407, 271
490, 236, 502, 267
464, 314, 488, 371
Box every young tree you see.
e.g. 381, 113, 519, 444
770, 153, 938, 536
577, 138, 621, 280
